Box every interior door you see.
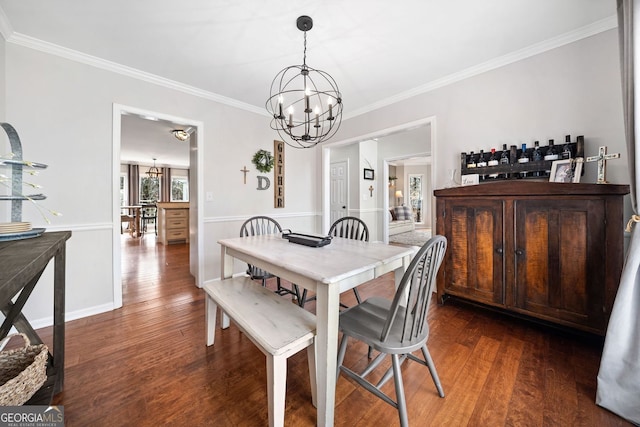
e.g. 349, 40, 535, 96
330, 161, 348, 224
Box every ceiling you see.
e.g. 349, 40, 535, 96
120, 113, 192, 169
0, 1, 616, 167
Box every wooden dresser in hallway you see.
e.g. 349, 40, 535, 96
156, 202, 189, 245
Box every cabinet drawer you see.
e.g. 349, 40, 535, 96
166, 229, 188, 240
167, 218, 187, 229
166, 209, 187, 218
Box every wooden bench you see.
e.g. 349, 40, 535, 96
204, 277, 317, 427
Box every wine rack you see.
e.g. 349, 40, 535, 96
460, 136, 584, 181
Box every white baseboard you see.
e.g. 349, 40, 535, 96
28, 303, 116, 330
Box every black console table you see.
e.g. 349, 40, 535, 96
0, 231, 71, 404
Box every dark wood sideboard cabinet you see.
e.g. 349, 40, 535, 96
434, 181, 629, 335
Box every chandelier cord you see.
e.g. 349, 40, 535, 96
303, 30, 307, 67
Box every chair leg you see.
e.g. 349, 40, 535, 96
298, 288, 308, 307
421, 345, 445, 397
293, 284, 303, 306
266, 353, 287, 427
336, 334, 349, 382
391, 354, 409, 427
353, 287, 362, 304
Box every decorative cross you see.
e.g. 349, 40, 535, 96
369, 185, 374, 197
240, 166, 249, 184
586, 146, 620, 184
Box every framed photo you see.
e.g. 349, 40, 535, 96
549, 159, 582, 183
363, 168, 374, 180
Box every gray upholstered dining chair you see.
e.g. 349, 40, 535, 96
239, 216, 299, 300
336, 235, 447, 427
297, 216, 369, 307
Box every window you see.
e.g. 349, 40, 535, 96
408, 174, 423, 223
140, 176, 160, 204
120, 173, 128, 206
171, 176, 189, 202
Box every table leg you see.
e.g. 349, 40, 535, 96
135, 209, 142, 238
53, 244, 66, 394
219, 245, 234, 330
314, 282, 340, 427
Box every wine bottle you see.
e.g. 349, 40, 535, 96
532, 141, 543, 176
477, 150, 487, 168
477, 150, 487, 181
562, 135, 572, 159
467, 151, 476, 168
544, 139, 558, 176
518, 143, 529, 178
544, 139, 558, 161
499, 143, 510, 179
487, 148, 499, 179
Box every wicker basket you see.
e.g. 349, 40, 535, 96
0, 333, 48, 406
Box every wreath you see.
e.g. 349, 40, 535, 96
252, 149, 274, 173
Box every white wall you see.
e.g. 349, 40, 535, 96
338, 30, 626, 190
1, 36, 7, 220
359, 139, 378, 235
3, 42, 318, 326
0, 36, 5, 121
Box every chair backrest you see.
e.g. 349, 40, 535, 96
141, 204, 157, 219
240, 216, 283, 280
240, 216, 282, 237
328, 216, 369, 241
380, 235, 447, 345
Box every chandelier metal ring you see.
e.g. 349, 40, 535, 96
266, 16, 343, 149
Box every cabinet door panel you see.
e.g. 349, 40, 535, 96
520, 209, 550, 305
515, 200, 605, 329
444, 200, 504, 305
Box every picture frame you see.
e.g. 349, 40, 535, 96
549, 158, 582, 183
363, 168, 374, 180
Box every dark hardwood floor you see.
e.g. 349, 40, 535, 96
33, 233, 630, 426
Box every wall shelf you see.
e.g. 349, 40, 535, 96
461, 137, 584, 182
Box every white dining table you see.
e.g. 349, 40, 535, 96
209, 234, 415, 426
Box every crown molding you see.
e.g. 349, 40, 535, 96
0, 11, 617, 121
345, 15, 618, 120
5, 31, 266, 116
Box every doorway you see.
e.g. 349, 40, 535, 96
112, 104, 204, 308
322, 117, 437, 242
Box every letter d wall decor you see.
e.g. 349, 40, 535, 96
256, 176, 270, 190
